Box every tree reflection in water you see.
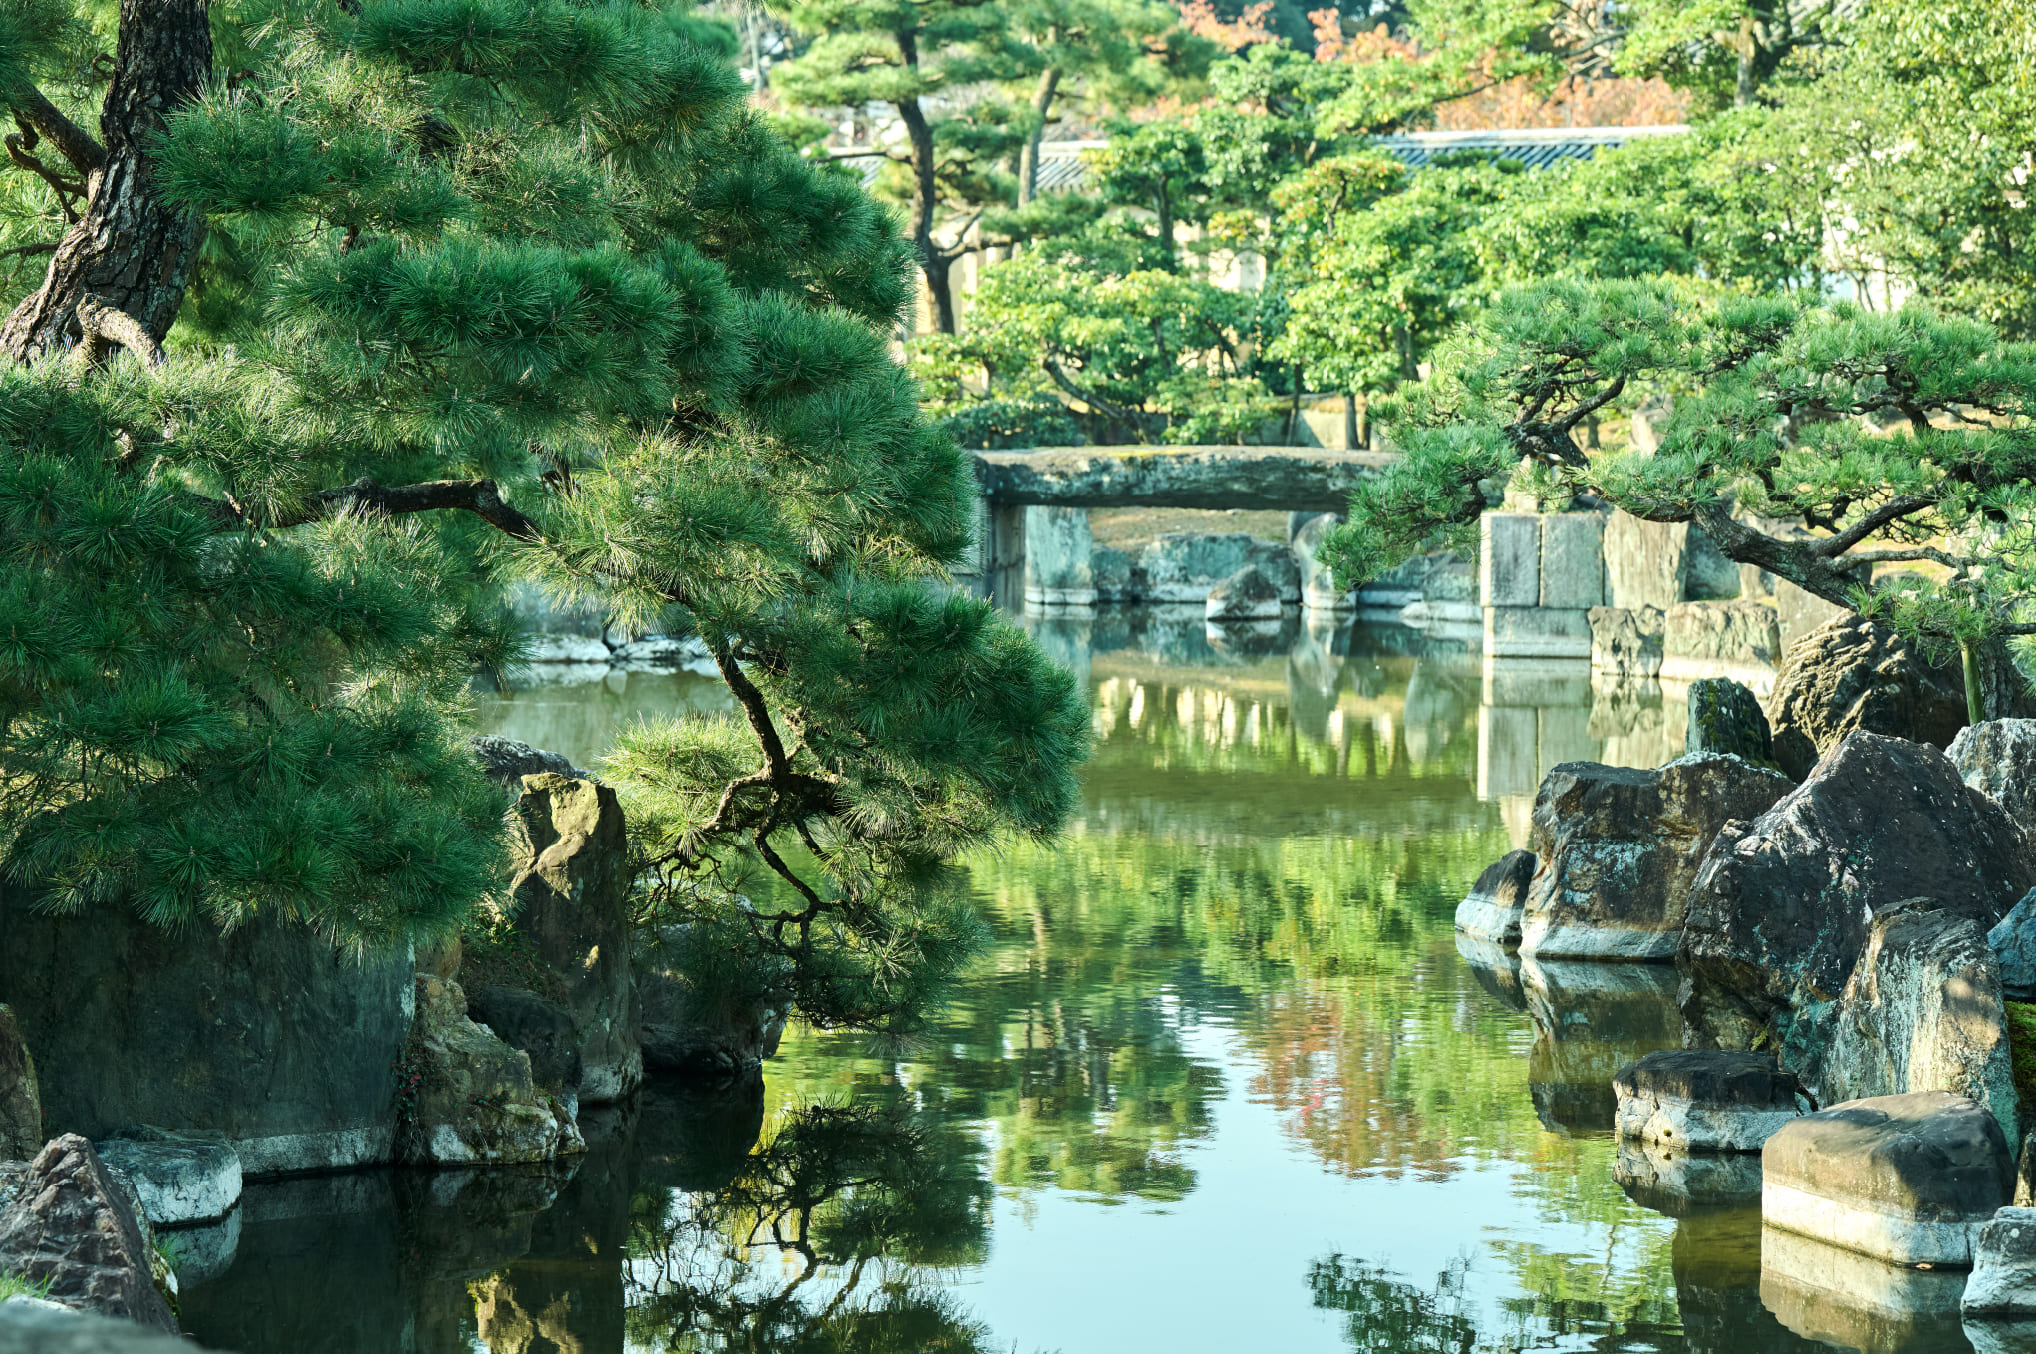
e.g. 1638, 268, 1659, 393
624, 1103, 1000, 1353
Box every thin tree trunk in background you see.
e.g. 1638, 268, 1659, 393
1017, 65, 1061, 208
2, 0, 211, 364
895, 77, 957, 334
1343, 392, 1360, 450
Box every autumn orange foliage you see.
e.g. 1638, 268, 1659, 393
1174, 0, 1275, 52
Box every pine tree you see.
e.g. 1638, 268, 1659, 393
0, 0, 1088, 1031
1324, 280, 2036, 719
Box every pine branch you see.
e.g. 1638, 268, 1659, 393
6, 86, 106, 176
1812, 494, 1934, 557
74, 295, 164, 368
186, 476, 544, 538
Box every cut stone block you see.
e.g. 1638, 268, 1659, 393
93, 1129, 242, 1228
1612, 1049, 1803, 1151
1538, 512, 1605, 609
1483, 606, 1592, 659
1761, 1091, 2014, 1266
1453, 849, 1537, 947
1022, 506, 1095, 607
1205, 565, 1282, 621
1479, 513, 1540, 608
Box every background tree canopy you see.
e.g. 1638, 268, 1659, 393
0, 0, 1088, 1034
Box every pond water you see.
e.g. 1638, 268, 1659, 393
177, 609, 1974, 1354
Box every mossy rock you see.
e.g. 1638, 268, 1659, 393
1686, 677, 1783, 772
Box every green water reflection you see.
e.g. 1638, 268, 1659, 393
175, 612, 1947, 1354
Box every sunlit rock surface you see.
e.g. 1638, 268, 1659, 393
0, 1137, 176, 1333
1612, 1050, 1804, 1152
1762, 1091, 2012, 1266
1518, 753, 1791, 961
93, 1129, 241, 1228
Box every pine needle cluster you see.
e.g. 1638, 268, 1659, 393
0, 0, 1090, 1020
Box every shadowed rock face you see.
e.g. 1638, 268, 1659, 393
1679, 731, 2036, 1050
1764, 614, 2002, 780
0, 1306, 209, 1353
1762, 1091, 2012, 1266
0, 906, 414, 1178
0, 1006, 40, 1161
1453, 849, 1537, 947
1612, 1050, 1804, 1152
1518, 753, 1793, 962
1686, 678, 1775, 767
1952, 719, 2036, 828
0, 1136, 177, 1333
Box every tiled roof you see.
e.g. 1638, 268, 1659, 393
1370, 124, 1691, 170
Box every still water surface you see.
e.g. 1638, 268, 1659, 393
177, 610, 1967, 1354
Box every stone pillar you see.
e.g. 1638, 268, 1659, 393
1481, 511, 1601, 659
1023, 506, 1095, 607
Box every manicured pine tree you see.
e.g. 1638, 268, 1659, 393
0, 0, 1088, 1032
1324, 280, 2036, 720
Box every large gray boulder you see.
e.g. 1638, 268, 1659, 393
1611, 1049, 1803, 1152
1291, 513, 1353, 611
0, 1304, 214, 1353
1586, 606, 1664, 680
1684, 677, 1775, 766
0, 1007, 39, 1162
1662, 600, 1782, 672
1517, 753, 1792, 961
396, 976, 582, 1166
1964, 1207, 2036, 1315
1786, 899, 2019, 1146
93, 1130, 241, 1229
504, 775, 642, 1104
0, 907, 415, 1179
0, 1137, 176, 1333
1764, 614, 2031, 779
1679, 731, 2036, 1050
1952, 718, 2036, 827
1762, 1091, 2013, 1265
1204, 565, 1282, 621
1452, 849, 1537, 948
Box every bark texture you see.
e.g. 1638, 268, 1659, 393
1, 0, 211, 364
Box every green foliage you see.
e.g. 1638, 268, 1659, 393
1330, 278, 2036, 668
0, 0, 1089, 1022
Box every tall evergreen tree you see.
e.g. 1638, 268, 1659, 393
0, 0, 1088, 1030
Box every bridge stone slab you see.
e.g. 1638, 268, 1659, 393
972, 447, 1391, 511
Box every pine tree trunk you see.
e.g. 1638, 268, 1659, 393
1, 0, 211, 365
1016, 66, 1060, 208
894, 86, 957, 334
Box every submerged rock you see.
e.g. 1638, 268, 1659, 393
1762, 1091, 2012, 1266
1614, 1140, 1763, 1215
1764, 614, 1972, 779
94, 1129, 241, 1228
1759, 1224, 1971, 1354
1521, 959, 1681, 1135
1786, 899, 2019, 1145
1684, 677, 1775, 766
1611, 1049, 1803, 1152
0, 1305, 207, 1353
0, 1007, 40, 1162
1452, 850, 1537, 948
1517, 753, 1791, 962
398, 976, 583, 1167
1205, 565, 1282, 621
1952, 718, 2036, 828
0, 1136, 177, 1333
505, 775, 642, 1104
1679, 731, 2036, 1050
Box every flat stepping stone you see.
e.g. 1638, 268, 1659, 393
1613, 1049, 1804, 1152
1762, 1090, 2013, 1265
